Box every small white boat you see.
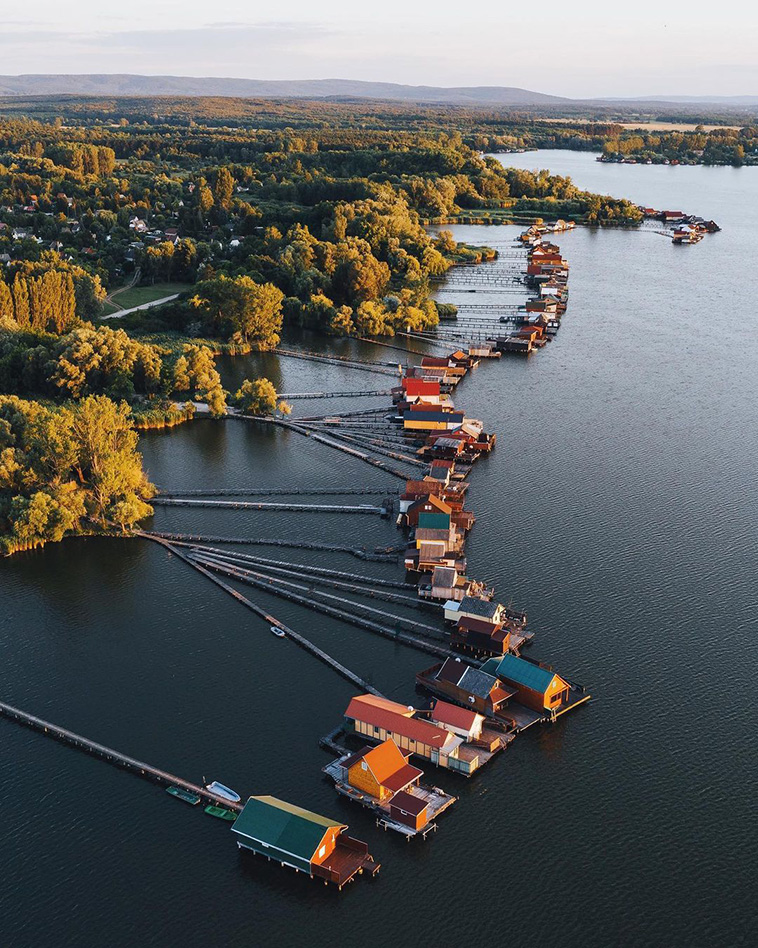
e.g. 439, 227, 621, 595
270, 626, 287, 638
205, 781, 241, 803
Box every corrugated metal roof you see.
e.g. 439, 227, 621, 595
232, 796, 344, 862
495, 654, 559, 694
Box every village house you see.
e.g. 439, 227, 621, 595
445, 596, 504, 625
417, 565, 473, 601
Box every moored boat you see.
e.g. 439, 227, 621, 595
166, 786, 201, 805
204, 805, 238, 821
205, 780, 241, 803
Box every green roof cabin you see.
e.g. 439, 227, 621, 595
488, 654, 571, 712
231, 795, 378, 888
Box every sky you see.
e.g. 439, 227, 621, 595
1, 0, 755, 98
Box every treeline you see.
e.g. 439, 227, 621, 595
0, 394, 154, 553
602, 126, 758, 166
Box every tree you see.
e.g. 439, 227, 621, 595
233, 377, 290, 415
190, 275, 284, 348
179, 345, 228, 417
69, 395, 154, 524
214, 167, 235, 210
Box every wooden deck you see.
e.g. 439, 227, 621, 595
314, 837, 380, 887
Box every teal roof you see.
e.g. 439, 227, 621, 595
494, 654, 559, 693
418, 512, 450, 529
480, 657, 501, 676
232, 796, 345, 862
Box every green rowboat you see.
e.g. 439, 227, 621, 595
204, 805, 237, 821
166, 786, 201, 805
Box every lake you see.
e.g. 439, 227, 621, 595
2, 151, 756, 947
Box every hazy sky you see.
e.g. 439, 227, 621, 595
1, 1, 755, 97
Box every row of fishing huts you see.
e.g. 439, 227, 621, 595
235, 240, 586, 883
320, 340, 589, 841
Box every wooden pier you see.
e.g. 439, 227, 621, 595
275, 348, 400, 377
0, 699, 245, 811
278, 389, 392, 400
152, 498, 388, 515
142, 534, 386, 696
141, 531, 403, 562
157, 488, 394, 498
189, 552, 450, 646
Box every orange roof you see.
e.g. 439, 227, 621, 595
353, 740, 423, 791
360, 740, 409, 784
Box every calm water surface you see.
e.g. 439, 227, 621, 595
2, 152, 756, 947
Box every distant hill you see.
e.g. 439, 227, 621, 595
0, 74, 569, 106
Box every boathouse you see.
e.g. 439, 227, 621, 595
418, 656, 514, 716
452, 615, 511, 657
429, 699, 484, 741
446, 596, 504, 625
486, 654, 571, 711
339, 739, 423, 804
231, 795, 377, 887
344, 694, 482, 774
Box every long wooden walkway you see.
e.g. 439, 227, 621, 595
0, 699, 244, 811
189, 552, 450, 655
141, 531, 403, 562
152, 498, 388, 514
142, 534, 385, 695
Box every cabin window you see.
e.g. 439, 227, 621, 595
552, 692, 563, 704
361, 761, 368, 771
318, 845, 326, 859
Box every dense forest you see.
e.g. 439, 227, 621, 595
0, 96, 648, 552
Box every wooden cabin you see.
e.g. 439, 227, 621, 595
405, 494, 452, 528
417, 656, 514, 717
344, 694, 482, 775
418, 565, 471, 601
429, 699, 485, 741
231, 795, 377, 887
340, 739, 423, 804
446, 596, 503, 625
488, 653, 571, 711
452, 615, 511, 657
388, 792, 429, 832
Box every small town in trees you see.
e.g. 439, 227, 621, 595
0, 99, 651, 552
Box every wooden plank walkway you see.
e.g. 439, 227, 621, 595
152, 498, 387, 514
275, 348, 400, 377
0, 699, 245, 811
245, 417, 412, 480
186, 552, 450, 657
190, 553, 447, 640
141, 531, 403, 562
141, 534, 385, 696
157, 488, 395, 498
278, 389, 392, 399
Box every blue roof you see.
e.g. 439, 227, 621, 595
494, 654, 558, 694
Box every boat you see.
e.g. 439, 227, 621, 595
204, 805, 238, 821
166, 786, 201, 805
205, 780, 241, 803
270, 626, 287, 638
